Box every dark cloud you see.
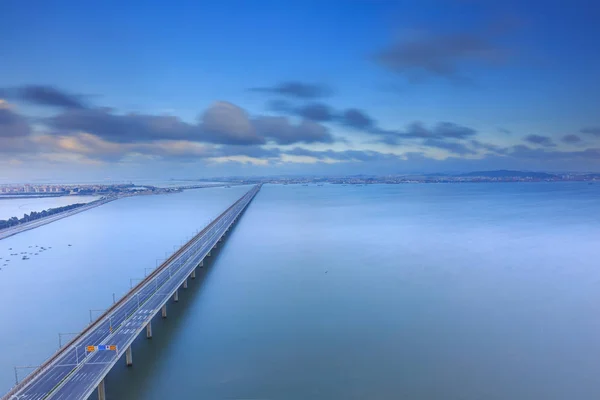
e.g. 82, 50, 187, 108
2, 85, 86, 109
423, 139, 477, 155
508, 144, 600, 161
581, 127, 600, 136
0, 107, 31, 137
200, 102, 265, 145
250, 81, 332, 99
48, 107, 196, 144
374, 30, 506, 82
432, 122, 477, 139
46, 101, 336, 146
524, 134, 555, 147
469, 140, 508, 155
377, 121, 478, 145
285, 147, 398, 162
562, 134, 582, 144
253, 116, 334, 145
0, 137, 35, 154
295, 103, 336, 122
269, 99, 376, 133
217, 145, 281, 159
340, 109, 374, 130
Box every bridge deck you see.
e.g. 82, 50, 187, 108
3, 185, 260, 400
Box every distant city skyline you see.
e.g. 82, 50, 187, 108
1, 0, 600, 180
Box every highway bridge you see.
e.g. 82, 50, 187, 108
2, 184, 261, 400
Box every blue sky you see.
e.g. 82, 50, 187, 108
1, 0, 599, 180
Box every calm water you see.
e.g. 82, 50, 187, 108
0, 196, 100, 220
2, 183, 600, 399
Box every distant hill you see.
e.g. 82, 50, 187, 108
458, 170, 558, 178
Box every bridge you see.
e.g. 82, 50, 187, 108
2, 184, 261, 400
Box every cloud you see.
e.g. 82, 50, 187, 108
581, 127, 600, 136
48, 107, 196, 144
432, 122, 477, 139
200, 102, 265, 145
295, 103, 336, 122
36, 132, 128, 161
374, 30, 507, 82
340, 109, 374, 130
253, 116, 334, 145
249, 81, 332, 99
217, 145, 281, 159
1, 85, 86, 109
285, 147, 398, 162
269, 99, 375, 131
524, 134, 555, 147
562, 134, 582, 144
46, 101, 336, 146
469, 139, 508, 155
422, 138, 477, 155
0, 106, 31, 137
508, 144, 600, 161
377, 121, 478, 145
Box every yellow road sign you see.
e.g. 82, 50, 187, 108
86, 345, 95, 352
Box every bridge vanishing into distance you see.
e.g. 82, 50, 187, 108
2, 184, 261, 400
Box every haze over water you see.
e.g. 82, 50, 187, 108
2, 183, 600, 399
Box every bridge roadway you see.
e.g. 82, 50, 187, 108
2, 184, 261, 400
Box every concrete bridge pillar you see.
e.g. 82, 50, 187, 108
183, 279, 188, 289
207, 250, 211, 257
214, 242, 218, 249
161, 304, 167, 318
191, 269, 196, 279
174, 290, 179, 302
146, 322, 152, 339
98, 379, 106, 400
126, 346, 133, 366
199, 260, 204, 268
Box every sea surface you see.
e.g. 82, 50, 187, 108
0, 196, 100, 220
1, 183, 600, 399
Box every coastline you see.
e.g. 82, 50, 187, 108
0, 197, 115, 241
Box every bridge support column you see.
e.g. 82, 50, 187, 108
174, 290, 179, 302
199, 260, 204, 268
183, 279, 188, 289
146, 322, 152, 339
191, 269, 196, 279
126, 346, 133, 366
214, 242, 218, 249
208, 250, 211, 256
161, 304, 167, 318
98, 379, 106, 400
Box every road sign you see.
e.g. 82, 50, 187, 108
97, 345, 117, 351
86, 345, 117, 352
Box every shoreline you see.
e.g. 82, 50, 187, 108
0, 184, 236, 241
0, 197, 116, 241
